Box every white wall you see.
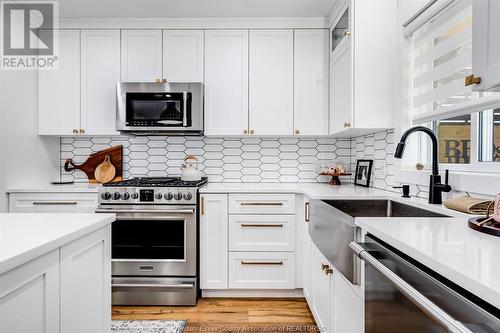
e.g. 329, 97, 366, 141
0, 70, 60, 212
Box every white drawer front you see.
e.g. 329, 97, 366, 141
229, 194, 295, 214
228, 252, 295, 289
229, 215, 295, 252
8, 193, 98, 213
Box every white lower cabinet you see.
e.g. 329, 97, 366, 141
60, 226, 111, 333
303, 216, 363, 333
0, 226, 111, 333
8, 192, 98, 213
0, 250, 60, 333
310, 244, 332, 332
228, 252, 295, 289
200, 194, 229, 289
332, 272, 363, 333
229, 215, 295, 252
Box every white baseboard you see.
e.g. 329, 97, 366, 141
202, 289, 305, 298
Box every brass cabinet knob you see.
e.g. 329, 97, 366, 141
344, 122, 351, 128
162, 79, 167, 83
324, 267, 334, 275
465, 74, 481, 86
72, 129, 78, 134
250, 129, 255, 135
321, 263, 329, 271
79, 128, 85, 134
295, 129, 300, 135
344, 31, 351, 37
243, 129, 248, 134
155, 78, 161, 83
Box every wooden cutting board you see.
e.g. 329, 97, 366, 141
64, 145, 123, 183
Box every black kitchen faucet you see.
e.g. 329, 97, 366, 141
393, 126, 451, 204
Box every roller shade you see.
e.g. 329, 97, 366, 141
409, 0, 474, 123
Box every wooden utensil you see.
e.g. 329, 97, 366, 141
64, 145, 123, 183
94, 155, 116, 184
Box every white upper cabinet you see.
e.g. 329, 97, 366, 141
328, 0, 398, 137
163, 30, 204, 82
121, 30, 162, 82
294, 29, 329, 136
472, 0, 500, 91
330, 40, 352, 135
204, 30, 249, 136
80, 30, 120, 136
39, 30, 80, 135
249, 30, 294, 136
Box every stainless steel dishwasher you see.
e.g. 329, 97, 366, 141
350, 235, 500, 333
309, 199, 449, 284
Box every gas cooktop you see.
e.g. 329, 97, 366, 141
103, 177, 208, 188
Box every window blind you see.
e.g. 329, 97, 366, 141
410, 0, 473, 123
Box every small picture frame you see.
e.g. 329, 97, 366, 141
354, 159, 373, 187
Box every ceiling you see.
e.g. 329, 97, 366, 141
53, 0, 334, 18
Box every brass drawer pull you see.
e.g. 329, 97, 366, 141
240, 202, 283, 206
305, 202, 310, 222
240, 224, 284, 228
33, 201, 78, 205
241, 261, 283, 266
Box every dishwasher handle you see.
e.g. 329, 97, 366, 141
349, 242, 473, 333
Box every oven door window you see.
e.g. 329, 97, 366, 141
112, 219, 185, 260
125, 92, 191, 127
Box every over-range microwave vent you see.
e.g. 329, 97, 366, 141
117, 82, 204, 136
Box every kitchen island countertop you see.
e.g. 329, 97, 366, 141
0, 213, 115, 274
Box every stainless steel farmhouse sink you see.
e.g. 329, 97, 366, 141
323, 199, 451, 218
308, 199, 451, 285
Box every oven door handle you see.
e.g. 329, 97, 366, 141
96, 209, 195, 214
349, 242, 473, 333
112, 283, 194, 289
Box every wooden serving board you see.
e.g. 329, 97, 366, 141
64, 145, 123, 183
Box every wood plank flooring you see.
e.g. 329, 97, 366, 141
113, 298, 319, 332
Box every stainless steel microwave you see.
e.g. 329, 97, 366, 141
117, 82, 203, 135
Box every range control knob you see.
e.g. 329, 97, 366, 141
174, 192, 183, 200
183, 192, 192, 200
101, 192, 111, 200
121, 192, 130, 200
155, 193, 163, 200
131, 192, 139, 199
112, 192, 121, 200
164, 192, 174, 200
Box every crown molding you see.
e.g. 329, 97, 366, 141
59, 17, 329, 29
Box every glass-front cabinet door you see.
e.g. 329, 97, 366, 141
331, 6, 350, 54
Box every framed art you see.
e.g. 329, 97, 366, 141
354, 159, 373, 187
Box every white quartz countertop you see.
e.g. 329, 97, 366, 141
357, 216, 500, 310
0, 213, 115, 274
199, 182, 392, 200
6, 183, 101, 193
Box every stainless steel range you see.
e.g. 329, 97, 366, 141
96, 177, 207, 306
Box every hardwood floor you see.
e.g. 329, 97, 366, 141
113, 298, 318, 332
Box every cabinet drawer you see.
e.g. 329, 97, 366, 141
229, 215, 295, 252
228, 252, 295, 289
229, 194, 295, 214
8, 193, 98, 213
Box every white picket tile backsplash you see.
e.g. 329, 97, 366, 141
60, 136, 353, 183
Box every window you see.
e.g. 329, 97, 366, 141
435, 115, 471, 164
404, 0, 500, 173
